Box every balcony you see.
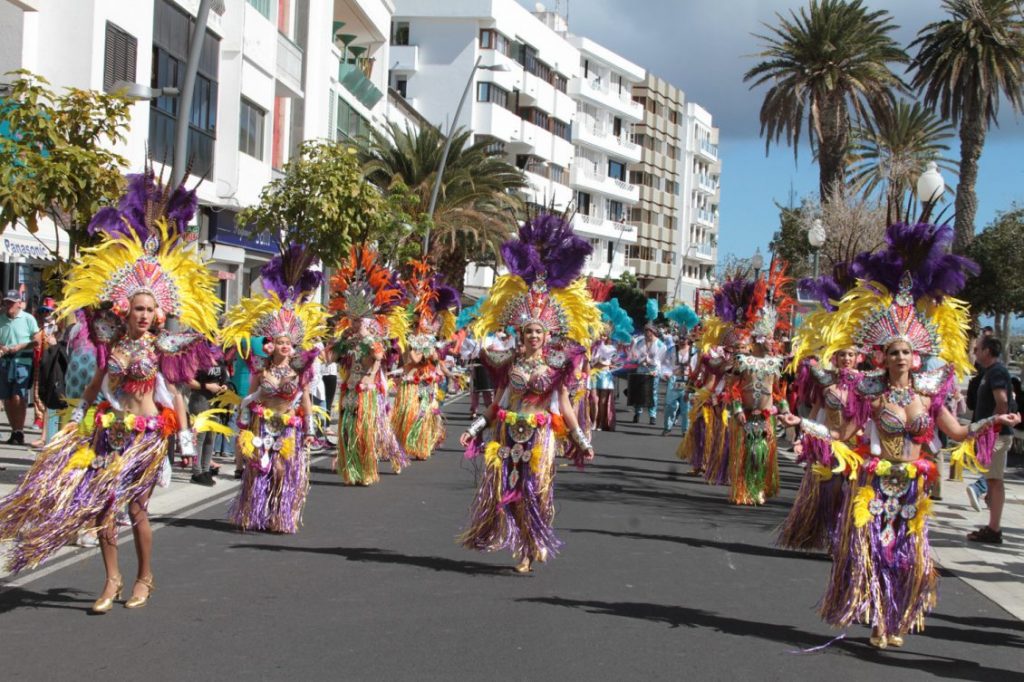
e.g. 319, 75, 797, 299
276, 32, 304, 98
568, 77, 644, 121
570, 160, 640, 203
391, 44, 418, 73
572, 213, 639, 242
523, 167, 573, 209
474, 102, 524, 145
693, 243, 714, 260
695, 208, 718, 227
696, 173, 719, 194
697, 139, 719, 161
338, 62, 384, 110
572, 114, 642, 163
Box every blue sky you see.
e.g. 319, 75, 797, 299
521, 0, 1024, 261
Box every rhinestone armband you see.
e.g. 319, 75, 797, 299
800, 418, 831, 440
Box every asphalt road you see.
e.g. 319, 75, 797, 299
1, 397, 1022, 681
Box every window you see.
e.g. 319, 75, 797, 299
662, 250, 675, 265
239, 98, 265, 159
612, 117, 623, 137
606, 200, 624, 222
666, 180, 680, 194
392, 21, 410, 46
550, 118, 570, 141
577, 191, 591, 215
550, 164, 565, 184
246, 0, 272, 19
606, 241, 614, 264
552, 73, 567, 93
476, 82, 511, 110
335, 95, 368, 141
479, 29, 511, 56
607, 160, 626, 181
669, 108, 681, 124
149, 0, 220, 178
104, 22, 138, 92
646, 98, 657, 115
667, 143, 678, 159
633, 95, 646, 107
665, 216, 676, 231
630, 207, 643, 223
395, 77, 408, 98
628, 170, 644, 185
519, 107, 549, 130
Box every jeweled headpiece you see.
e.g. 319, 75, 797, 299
404, 260, 460, 348
221, 243, 328, 356
474, 212, 601, 345
329, 245, 408, 349
58, 171, 219, 339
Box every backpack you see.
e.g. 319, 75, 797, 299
39, 342, 69, 410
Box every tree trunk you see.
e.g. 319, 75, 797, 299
817, 95, 849, 203
433, 242, 470, 294
1002, 314, 1012, 346
954, 105, 985, 254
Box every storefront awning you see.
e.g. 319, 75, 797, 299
0, 222, 70, 262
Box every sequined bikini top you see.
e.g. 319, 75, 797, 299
260, 364, 300, 400
488, 348, 569, 402
824, 389, 845, 411
877, 408, 932, 437
107, 334, 159, 395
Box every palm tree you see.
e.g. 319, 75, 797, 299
909, 0, 1024, 252
744, 0, 907, 201
847, 99, 957, 224
357, 121, 527, 290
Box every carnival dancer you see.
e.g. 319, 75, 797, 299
676, 317, 731, 478
778, 267, 864, 551
392, 260, 459, 461
330, 245, 409, 486
458, 212, 601, 573
223, 244, 327, 533
780, 223, 1019, 648
0, 172, 223, 612
591, 298, 633, 431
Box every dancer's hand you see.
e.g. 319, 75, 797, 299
779, 413, 801, 427
998, 413, 1021, 428
584, 447, 595, 461
459, 432, 472, 447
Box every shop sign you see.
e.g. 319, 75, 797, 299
1, 237, 52, 260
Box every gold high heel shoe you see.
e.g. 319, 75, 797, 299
124, 574, 155, 609
91, 575, 123, 614
868, 633, 888, 649
887, 635, 904, 648
514, 556, 532, 573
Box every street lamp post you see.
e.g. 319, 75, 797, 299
422, 56, 510, 255
807, 217, 826, 278
110, 81, 180, 101
916, 161, 945, 224
751, 248, 764, 279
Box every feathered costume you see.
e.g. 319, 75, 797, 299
777, 264, 863, 552
392, 260, 460, 461
0, 171, 222, 572
794, 223, 999, 643
721, 262, 793, 506
461, 212, 601, 566
222, 244, 328, 533
330, 245, 409, 485
590, 298, 633, 431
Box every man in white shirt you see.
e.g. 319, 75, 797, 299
629, 324, 667, 424
663, 334, 696, 436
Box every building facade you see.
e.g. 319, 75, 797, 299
0, 0, 395, 306
628, 74, 719, 306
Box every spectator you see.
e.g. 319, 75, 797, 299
30, 297, 58, 447
629, 324, 667, 424
0, 290, 40, 445
186, 343, 229, 486
967, 336, 1015, 544
321, 344, 338, 444
662, 334, 695, 436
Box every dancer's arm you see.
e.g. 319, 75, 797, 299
301, 387, 315, 445
558, 385, 594, 460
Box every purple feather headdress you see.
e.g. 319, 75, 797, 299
260, 243, 324, 302
501, 212, 592, 288
87, 171, 198, 242
851, 223, 978, 300
714, 278, 755, 324
798, 261, 856, 311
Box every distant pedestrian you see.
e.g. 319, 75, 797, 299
967, 336, 1015, 544
186, 343, 229, 486
0, 290, 40, 445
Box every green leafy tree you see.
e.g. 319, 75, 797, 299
357, 121, 526, 291
962, 207, 1024, 339
769, 202, 814, 280
910, 0, 1024, 253
744, 0, 907, 201
0, 70, 130, 284
847, 99, 956, 224
239, 140, 387, 268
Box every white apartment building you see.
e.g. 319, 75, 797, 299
0, 0, 395, 306
389, 0, 578, 291
561, 30, 643, 280
676, 102, 721, 306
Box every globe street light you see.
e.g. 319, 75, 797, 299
423, 57, 511, 255
916, 161, 945, 224
751, 248, 764, 279
808, 217, 826, 277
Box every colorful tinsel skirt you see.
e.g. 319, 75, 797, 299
677, 387, 711, 468
460, 409, 563, 561
0, 406, 176, 573
727, 412, 779, 505
338, 386, 406, 485
230, 406, 309, 533
820, 457, 938, 638
777, 433, 862, 552
701, 400, 731, 485
392, 381, 445, 461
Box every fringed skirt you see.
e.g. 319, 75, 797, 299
230, 408, 309, 533
727, 413, 779, 505
777, 433, 857, 552
460, 411, 562, 562
821, 458, 938, 638
702, 402, 731, 486
677, 387, 710, 468
338, 387, 406, 485
392, 381, 445, 461
0, 409, 174, 573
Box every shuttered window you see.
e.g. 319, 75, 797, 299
103, 22, 138, 92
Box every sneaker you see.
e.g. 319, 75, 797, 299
966, 526, 1003, 544
190, 472, 216, 487
965, 483, 983, 512
632, 414, 639, 424
649, 417, 656, 426
5, 431, 24, 445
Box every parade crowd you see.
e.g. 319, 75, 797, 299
0, 173, 1018, 652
